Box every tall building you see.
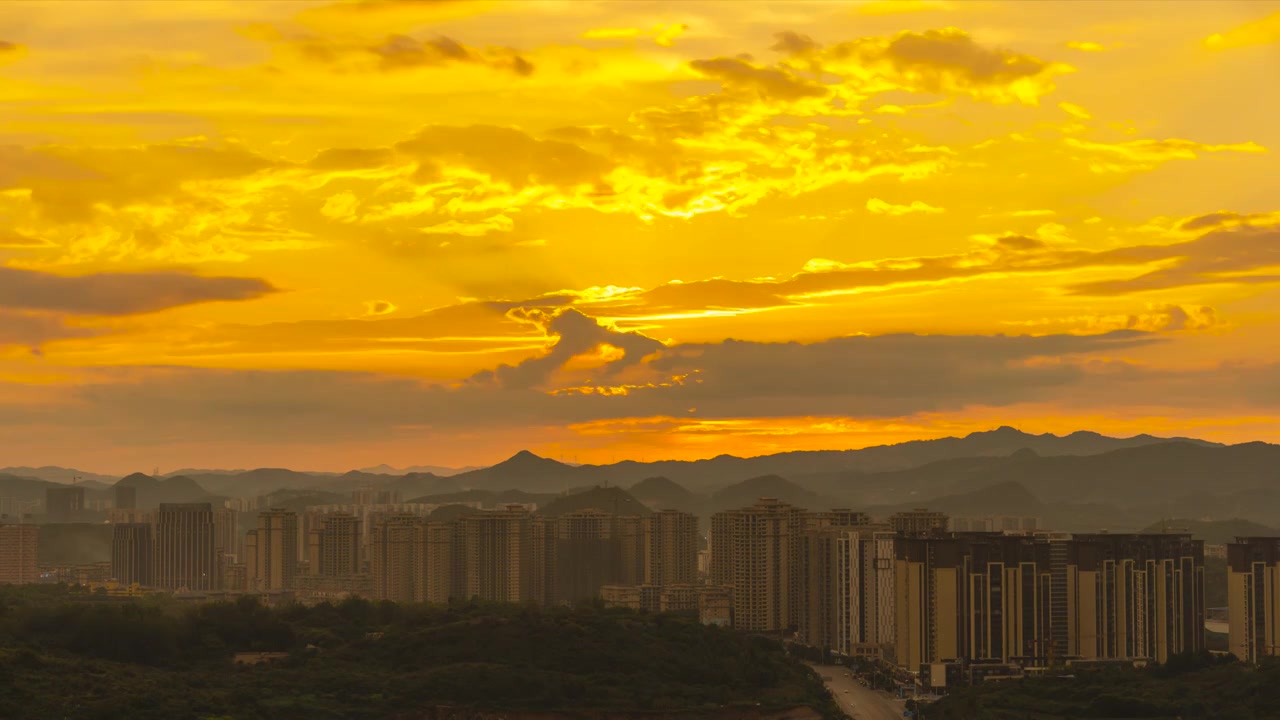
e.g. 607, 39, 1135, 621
616, 515, 646, 586
111, 523, 153, 586
154, 503, 218, 591
370, 514, 419, 602
1228, 537, 1280, 663
895, 533, 1053, 669
889, 508, 948, 536
0, 524, 38, 584
212, 507, 239, 558
643, 510, 699, 586
254, 508, 298, 591
315, 514, 362, 577
710, 498, 806, 632
554, 510, 620, 603
1066, 533, 1204, 664
415, 521, 454, 603
45, 485, 85, 523
113, 485, 137, 511
459, 506, 534, 604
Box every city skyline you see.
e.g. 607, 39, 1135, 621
1, 1, 1279, 472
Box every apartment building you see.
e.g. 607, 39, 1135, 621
710, 498, 807, 632
0, 524, 38, 584
253, 508, 298, 591
111, 523, 153, 587
889, 509, 949, 536
1066, 533, 1204, 663
1227, 536, 1280, 663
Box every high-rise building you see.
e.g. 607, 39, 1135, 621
616, 515, 646, 586
0, 524, 38, 584
889, 508, 948, 536
154, 503, 218, 591
554, 510, 620, 604
643, 509, 699, 586
459, 506, 534, 604
212, 507, 239, 559
254, 508, 298, 591
371, 514, 419, 602
315, 514, 362, 577
1227, 537, 1280, 663
111, 523, 153, 586
45, 486, 85, 523
710, 498, 806, 632
895, 533, 1053, 669
415, 521, 454, 603
1066, 533, 1204, 663
113, 485, 137, 511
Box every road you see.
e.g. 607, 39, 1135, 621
810, 664, 907, 720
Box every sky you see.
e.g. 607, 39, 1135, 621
1, 0, 1280, 473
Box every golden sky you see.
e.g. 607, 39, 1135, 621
2, 0, 1279, 473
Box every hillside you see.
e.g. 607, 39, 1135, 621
1139, 517, 1280, 545
710, 475, 828, 513
114, 472, 212, 508
537, 486, 652, 517
872, 481, 1046, 519
451, 451, 583, 493
628, 476, 704, 513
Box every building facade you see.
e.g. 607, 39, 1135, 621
111, 523, 153, 586
0, 524, 38, 584
154, 503, 218, 591
710, 498, 806, 632
253, 509, 299, 591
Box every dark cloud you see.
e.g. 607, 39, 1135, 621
771, 31, 820, 57
1069, 227, 1280, 295
0, 311, 105, 351
474, 309, 665, 390
395, 125, 616, 190
0, 267, 277, 316
370, 34, 534, 75
1179, 210, 1277, 232
688, 57, 829, 101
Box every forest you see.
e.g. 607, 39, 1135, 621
0, 585, 838, 720
922, 652, 1280, 720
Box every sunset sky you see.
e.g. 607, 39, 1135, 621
2, 0, 1279, 473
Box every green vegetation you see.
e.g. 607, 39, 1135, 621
922, 652, 1280, 720
0, 585, 837, 720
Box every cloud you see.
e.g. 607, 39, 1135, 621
1058, 102, 1091, 120
0, 41, 25, 65
474, 309, 666, 390
771, 31, 819, 56
0, 311, 105, 351
584, 24, 687, 47
826, 27, 1074, 105
1204, 11, 1280, 50
1068, 226, 1280, 296
1066, 41, 1105, 52
1179, 210, 1280, 232
1063, 137, 1267, 172
866, 198, 944, 215
0, 267, 277, 316
368, 34, 533, 75
364, 300, 397, 316
688, 57, 829, 101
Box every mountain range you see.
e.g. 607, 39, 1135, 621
7, 427, 1279, 534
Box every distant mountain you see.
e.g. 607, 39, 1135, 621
358, 464, 481, 477
873, 481, 1046, 519
709, 475, 828, 513
114, 472, 212, 508
427, 504, 482, 523
0, 466, 118, 485
0, 473, 49, 502
537, 486, 652, 517
493, 427, 1224, 493
186, 468, 330, 496
407, 489, 555, 508
1139, 518, 1280, 546
628, 476, 704, 513
450, 451, 583, 493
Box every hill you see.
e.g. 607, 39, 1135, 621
0, 466, 118, 485
537, 486, 653, 517
0, 473, 49, 503
450, 450, 583, 493
407, 489, 555, 507
873, 481, 1046, 519
358, 463, 481, 476
114, 472, 212, 508
1139, 517, 1280, 546
710, 475, 828, 513
628, 476, 704, 513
